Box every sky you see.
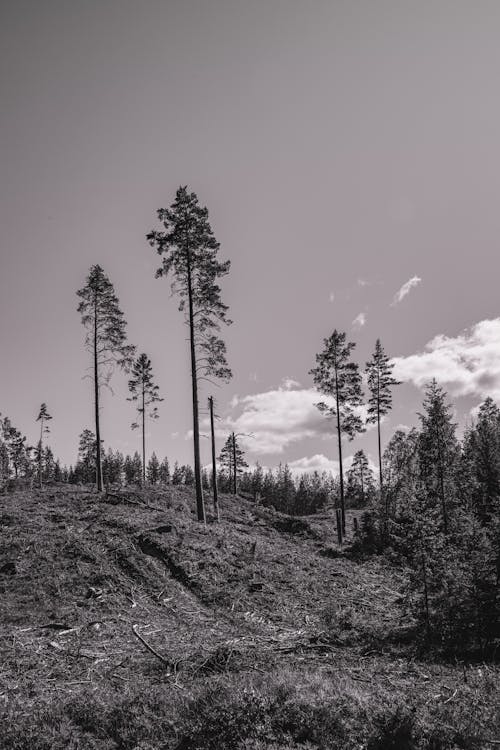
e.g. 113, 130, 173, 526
2, 0, 500, 475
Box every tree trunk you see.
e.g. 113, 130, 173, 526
209, 397, 219, 520
232, 432, 237, 495
142, 384, 146, 485
334, 367, 345, 533
94, 296, 103, 492
38, 420, 43, 490
186, 245, 205, 522
419, 534, 431, 642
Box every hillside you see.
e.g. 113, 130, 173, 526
0, 486, 498, 749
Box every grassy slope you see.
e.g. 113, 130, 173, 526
0, 485, 498, 749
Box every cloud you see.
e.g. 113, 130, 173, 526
352, 312, 366, 329
282, 377, 301, 390
219, 380, 373, 456
391, 275, 421, 306
288, 454, 339, 475
392, 318, 500, 400
357, 278, 371, 287
329, 291, 335, 303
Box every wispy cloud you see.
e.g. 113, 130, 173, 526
392, 318, 500, 400
329, 291, 335, 303
352, 312, 366, 329
391, 275, 421, 306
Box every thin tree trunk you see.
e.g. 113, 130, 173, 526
94, 296, 103, 492
335, 367, 345, 533
209, 397, 219, 520
142, 384, 146, 485
232, 432, 237, 495
186, 244, 205, 522
38, 420, 43, 490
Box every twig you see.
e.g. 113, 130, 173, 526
131, 624, 171, 670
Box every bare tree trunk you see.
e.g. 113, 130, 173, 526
209, 397, 219, 520
38, 420, 43, 490
232, 432, 237, 495
94, 297, 103, 492
186, 246, 205, 522
142, 384, 146, 485
335, 367, 345, 534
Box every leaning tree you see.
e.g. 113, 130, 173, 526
77, 265, 135, 491
148, 186, 232, 522
127, 353, 163, 484
35, 403, 52, 489
310, 330, 364, 532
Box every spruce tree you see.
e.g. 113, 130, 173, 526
346, 449, 375, 507
159, 457, 171, 484
310, 330, 364, 531
365, 339, 400, 524
418, 380, 459, 534
219, 433, 248, 494
77, 265, 135, 491
148, 187, 232, 521
128, 353, 163, 484
146, 452, 160, 484
35, 403, 52, 489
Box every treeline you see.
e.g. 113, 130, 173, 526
355, 383, 499, 656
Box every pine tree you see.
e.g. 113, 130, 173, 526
148, 187, 232, 521
77, 265, 135, 491
418, 380, 459, 534
128, 353, 163, 485
159, 457, 171, 484
365, 339, 400, 525
346, 450, 375, 508
310, 330, 364, 531
146, 452, 160, 484
218, 433, 248, 494
35, 403, 52, 489
77, 429, 98, 484
466, 397, 500, 522
172, 461, 184, 485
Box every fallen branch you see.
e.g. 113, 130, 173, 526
132, 624, 171, 670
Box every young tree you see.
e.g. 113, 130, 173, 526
128, 353, 163, 484
148, 187, 232, 521
346, 449, 375, 508
418, 380, 460, 534
310, 330, 364, 531
35, 403, 52, 489
77, 265, 135, 491
219, 433, 248, 494
76, 429, 98, 484
159, 456, 171, 484
365, 339, 400, 521
146, 452, 160, 484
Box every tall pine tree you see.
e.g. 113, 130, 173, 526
365, 339, 400, 526
148, 187, 232, 521
77, 265, 135, 491
310, 330, 364, 531
127, 353, 163, 484
35, 403, 52, 489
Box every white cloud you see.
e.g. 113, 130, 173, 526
392, 318, 500, 400
282, 377, 302, 390
219, 381, 373, 456
391, 275, 421, 306
329, 291, 335, 303
352, 312, 366, 329
288, 454, 339, 475
357, 278, 370, 287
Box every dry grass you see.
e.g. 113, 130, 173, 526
0, 485, 498, 748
